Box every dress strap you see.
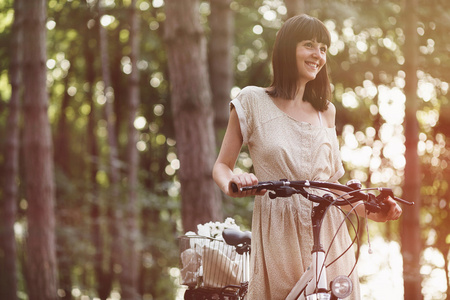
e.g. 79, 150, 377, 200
318, 111, 323, 127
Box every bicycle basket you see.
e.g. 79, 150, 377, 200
179, 235, 243, 288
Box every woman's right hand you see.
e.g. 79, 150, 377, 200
227, 172, 266, 197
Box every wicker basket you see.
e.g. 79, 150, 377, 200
179, 235, 243, 288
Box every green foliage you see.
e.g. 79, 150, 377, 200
0, 0, 449, 299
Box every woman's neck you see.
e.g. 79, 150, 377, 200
293, 83, 306, 102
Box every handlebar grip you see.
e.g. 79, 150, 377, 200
230, 182, 239, 193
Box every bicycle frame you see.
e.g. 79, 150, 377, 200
286, 201, 350, 300
286, 251, 328, 300
233, 179, 413, 300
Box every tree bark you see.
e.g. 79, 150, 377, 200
209, 0, 234, 138
97, 0, 123, 296
82, 2, 113, 298
0, 0, 23, 299
120, 0, 142, 298
54, 69, 73, 300
284, 0, 306, 19
164, 0, 222, 232
22, 0, 58, 299
401, 0, 423, 299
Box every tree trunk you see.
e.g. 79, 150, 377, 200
97, 0, 123, 296
83, 2, 113, 298
401, 0, 422, 299
120, 0, 141, 298
22, 0, 58, 299
54, 69, 73, 300
97, 1, 120, 186
209, 0, 234, 138
164, 0, 222, 232
0, 0, 23, 299
284, 0, 306, 19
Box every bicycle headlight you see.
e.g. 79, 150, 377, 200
331, 275, 353, 298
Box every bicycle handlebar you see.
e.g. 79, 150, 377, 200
230, 179, 413, 213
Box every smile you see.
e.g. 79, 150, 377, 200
306, 62, 319, 69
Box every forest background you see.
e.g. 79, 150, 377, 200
0, 0, 449, 299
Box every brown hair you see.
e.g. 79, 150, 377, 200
266, 14, 331, 111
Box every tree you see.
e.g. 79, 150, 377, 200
209, 0, 234, 138
401, 0, 423, 298
284, 0, 306, 18
0, 0, 22, 299
96, 0, 125, 297
75, 3, 112, 300
120, 0, 142, 298
164, 0, 222, 232
2, 0, 450, 298
22, 0, 58, 299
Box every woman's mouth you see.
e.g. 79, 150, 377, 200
306, 61, 319, 69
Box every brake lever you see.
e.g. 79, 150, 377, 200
375, 191, 392, 214
269, 186, 297, 199
365, 193, 382, 213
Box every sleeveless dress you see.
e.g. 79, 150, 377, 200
231, 86, 361, 300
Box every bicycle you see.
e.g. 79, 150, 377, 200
230, 179, 413, 300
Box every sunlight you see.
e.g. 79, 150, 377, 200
418, 80, 436, 102
134, 116, 147, 130
342, 91, 359, 109
100, 15, 115, 27
358, 237, 404, 299
356, 40, 368, 53
46, 59, 56, 69
263, 10, 277, 21
136, 140, 147, 151
14, 222, 24, 240
168, 181, 181, 197
253, 25, 263, 35
358, 239, 448, 300
46, 19, 56, 30
153, 104, 164, 116
377, 86, 405, 125
152, 0, 164, 8
421, 248, 448, 299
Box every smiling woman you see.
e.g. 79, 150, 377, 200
211, 14, 385, 300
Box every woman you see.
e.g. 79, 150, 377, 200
212, 14, 402, 299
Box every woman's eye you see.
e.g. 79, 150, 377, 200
320, 47, 327, 52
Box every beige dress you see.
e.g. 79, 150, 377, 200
231, 86, 361, 300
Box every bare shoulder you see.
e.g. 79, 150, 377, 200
323, 101, 336, 128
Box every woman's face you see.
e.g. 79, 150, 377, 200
295, 39, 327, 85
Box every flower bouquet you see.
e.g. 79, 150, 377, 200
179, 218, 244, 288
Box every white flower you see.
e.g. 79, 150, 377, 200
189, 218, 241, 240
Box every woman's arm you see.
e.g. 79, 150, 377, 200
212, 108, 264, 197
323, 101, 336, 128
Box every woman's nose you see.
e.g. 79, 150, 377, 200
312, 47, 320, 57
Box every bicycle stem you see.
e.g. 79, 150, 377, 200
311, 202, 329, 253
286, 201, 332, 300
